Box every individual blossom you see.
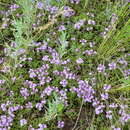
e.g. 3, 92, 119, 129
25, 102, 33, 109
37, 1, 44, 9
101, 93, 109, 100
109, 103, 118, 108
49, 6, 58, 14
0, 80, 5, 86
38, 123, 47, 129
10, 4, 19, 11
108, 62, 117, 70
123, 69, 130, 77
95, 103, 105, 115
83, 49, 97, 56
76, 58, 84, 64
79, 39, 87, 45
60, 79, 68, 87
20, 119, 27, 126
88, 19, 96, 25
63, 6, 75, 17
111, 126, 121, 130
29, 69, 37, 78
57, 121, 64, 128
74, 19, 85, 29
36, 100, 46, 111
103, 84, 111, 92
58, 25, 66, 31
1, 104, 7, 112
106, 110, 113, 119
20, 88, 29, 99
117, 58, 128, 66
111, 13, 118, 24
97, 64, 105, 73
70, 0, 80, 4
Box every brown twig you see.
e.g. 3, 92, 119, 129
35, 8, 73, 34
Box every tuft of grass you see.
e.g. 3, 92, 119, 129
97, 3, 130, 60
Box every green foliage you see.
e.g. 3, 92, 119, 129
58, 31, 68, 58
97, 3, 130, 60
44, 93, 64, 121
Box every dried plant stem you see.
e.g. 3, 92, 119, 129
35, 8, 73, 34
72, 100, 84, 130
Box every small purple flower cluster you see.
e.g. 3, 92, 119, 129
57, 120, 64, 128
88, 19, 96, 25
20, 119, 27, 126
76, 58, 84, 64
63, 6, 75, 17
74, 19, 86, 29
10, 4, 19, 11
36, 100, 46, 111
83, 49, 97, 56
72, 80, 95, 102
0, 115, 13, 128
37, 2, 44, 9
0, 80, 5, 86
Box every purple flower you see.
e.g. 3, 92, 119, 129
0, 58, 4, 64
103, 84, 111, 91
58, 25, 66, 31
36, 102, 43, 111
1, 104, 7, 112
118, 58, 127, 66
25, 102, 33, 109
83, 49, 97, 56
37, 2, 44, 9
49, 6, 58, 14
123, 69, 130, 77
20, 119, 27, 126
60, 79, 68, 87
72, 80, 94, 102
101, 93, 109, 100
109, 103, 118, 108
63, 6, 75, 17
111, 126, 121, 130
20, 88, 29, 99
16, 48, 26, 55
74, 19, 85, 29
38, 124, 47, 129
88, 19, 96, 25
0, 115, 13, 127
108, 62, 117, 70
79, 39, 87, 45
76, 58, 84, 64
106, 110, 112, 119
57, 121, 64, 128
70, 0, 80, 4
29, 70, 37, 78
95, 104, 105, 114
42, 55, 50, 61
0, 80, 5, 85
97, 64, 105, 73
10, 4, 19, 11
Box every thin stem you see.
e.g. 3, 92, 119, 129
72, 100, 84, 130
